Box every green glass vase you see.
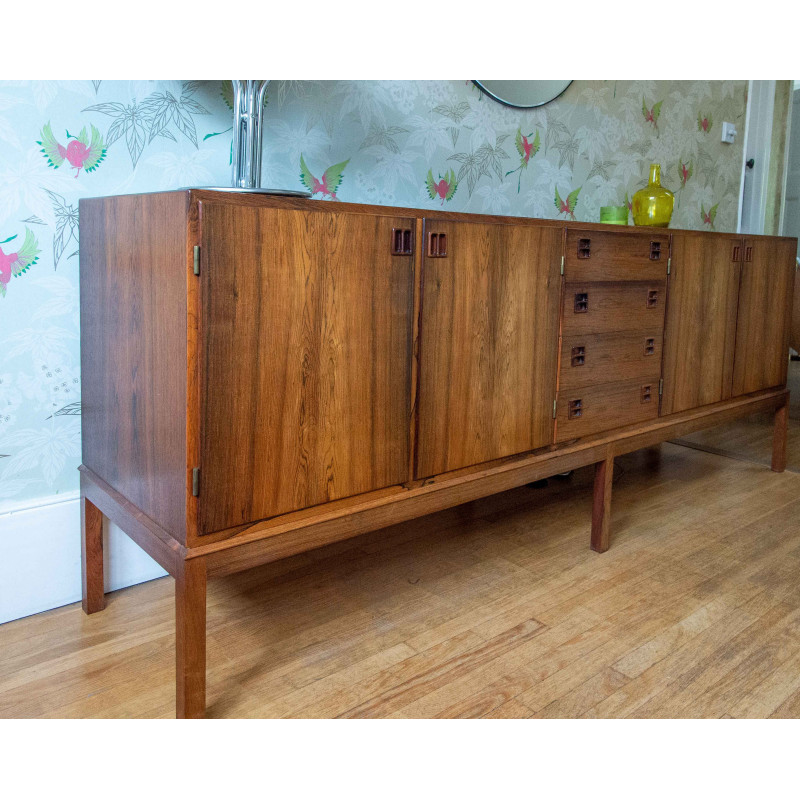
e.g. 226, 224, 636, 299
632, 164, 674, 227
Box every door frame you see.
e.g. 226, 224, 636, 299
738, 80, 776, 235
777, 84, 796, 234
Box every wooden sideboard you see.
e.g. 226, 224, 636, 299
78, 190, 797, 717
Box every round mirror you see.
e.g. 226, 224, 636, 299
473, 80, 572, 109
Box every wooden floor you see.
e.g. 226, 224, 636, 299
676, 360, 800, 473
2, 439, 800, 719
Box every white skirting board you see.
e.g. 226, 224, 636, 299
0, 494, 167, 625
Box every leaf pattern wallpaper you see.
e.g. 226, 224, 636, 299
0, 79, 747, 509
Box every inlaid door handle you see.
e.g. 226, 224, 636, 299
574, 292, 588, 313
427, 232, 447, 258
568, 399, 583, 419
391, 228, 413, 255
571, 346, 586, 367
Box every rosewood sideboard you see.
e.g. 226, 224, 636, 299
78, 190, 796, 717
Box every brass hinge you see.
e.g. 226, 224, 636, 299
667, 257, 671, 276
192, 467, 200, 497
193, 245, 200, 276
658, 378, 664, 397
560, 255, 565, 276
553, 399, 557, 419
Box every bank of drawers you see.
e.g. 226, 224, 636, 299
556, 230, 669, 443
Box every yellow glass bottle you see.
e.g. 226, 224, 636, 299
632, 163, 674, 227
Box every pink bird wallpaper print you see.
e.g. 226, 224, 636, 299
0, 79, 747, 508
0, 229, 40, 297
38, 123, 107, 178
426, 169, 458, 204
300, 155, 350, 200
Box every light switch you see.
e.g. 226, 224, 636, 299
721, 122, 736, 144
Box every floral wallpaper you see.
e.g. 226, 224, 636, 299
0, 79, 747, 509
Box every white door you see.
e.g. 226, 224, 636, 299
739, 80, 776, 235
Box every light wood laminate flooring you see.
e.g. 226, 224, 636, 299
1, 440, 799, 718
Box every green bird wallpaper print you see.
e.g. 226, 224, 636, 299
0, 79, 747, 509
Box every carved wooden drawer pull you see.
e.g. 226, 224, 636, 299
745, 245, 753, 263
732, 244, 741, 263
574, 292, 589, 313
650, 241, 662, 260
577, 238, 591, 259
571, 346, 586, 367
391, 228, 413, 255
644, 337, 656, 356
568, 399, 583, 419
646, 289, 659, 308
641, 384, 653, 403
427, 231, 447, 258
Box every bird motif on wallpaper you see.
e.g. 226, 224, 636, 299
642, 98, 663, 133
701, 203, 718, 229
554, 186, 581, 220
697, 112, 713, 133
0, 229, 41, 298
37, 123, 107, 178
299, 155, 349, 200
675, 160, 693, 208
505, 128, 541, 192
426, 169, 458, 205
679, 160, 693, 189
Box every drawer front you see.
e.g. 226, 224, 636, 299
556, 378, 660, 442
562, 281, 666, 335
565, 229, 669, 282
559, 330, 663, 391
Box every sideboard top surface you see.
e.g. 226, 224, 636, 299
78, 189, 798, 245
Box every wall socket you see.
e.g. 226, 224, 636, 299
721, 121, 737, 144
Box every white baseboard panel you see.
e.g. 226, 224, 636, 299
0, 496, 167, 625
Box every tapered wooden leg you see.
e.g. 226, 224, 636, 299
771, 398, 788, 473
591, 453, 614, 553
176, 557, 207, 719
81, 493, 105, 614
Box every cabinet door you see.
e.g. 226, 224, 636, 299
661, 233, 741, 415
416, 220, 561, 478
731, 237, 796, 396
199, 203, 414, 533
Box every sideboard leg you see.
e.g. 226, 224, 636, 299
591, 453, 614, 553
81, 493, 105, 614
771, 398, 788, 473
176, 557, 207, 719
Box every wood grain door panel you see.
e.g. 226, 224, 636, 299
732, 237, 797, 396
564, 229, 669, 282
199, 203, 414, 533
556, 378, 661, 443
661, 233, 741, 415
561, 282, 666, 335
559, 330, 663, 391
416, 220, 561, 478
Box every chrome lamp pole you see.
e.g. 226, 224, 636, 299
231, 79, 269, 189
207, 79, 309, 196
